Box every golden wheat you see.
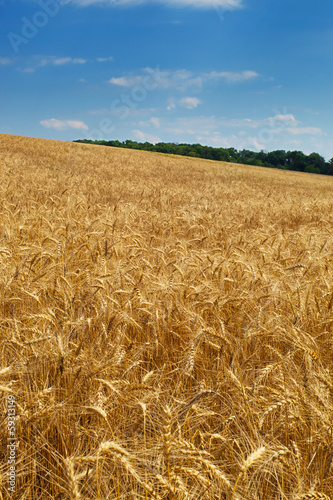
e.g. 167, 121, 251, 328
1, 133, 333, 498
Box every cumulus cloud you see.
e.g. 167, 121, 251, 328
179, 97, 201, 109
40, 119, 89, 130
69, 0, 243, 9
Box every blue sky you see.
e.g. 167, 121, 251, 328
1, 0, 333, 159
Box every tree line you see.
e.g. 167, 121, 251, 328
74, 139, 333, 176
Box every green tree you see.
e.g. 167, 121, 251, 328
267, 150, 287, 168
286, 151, 308, 172
308, 152, 326, 174
305, 164, 320, 174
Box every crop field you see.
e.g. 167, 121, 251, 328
1, 133, 333, 500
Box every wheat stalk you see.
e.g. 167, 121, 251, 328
2, 133, 333, 498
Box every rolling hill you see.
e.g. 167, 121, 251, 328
1, 133, 333, 499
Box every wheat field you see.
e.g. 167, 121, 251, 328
1, 133, 333, 499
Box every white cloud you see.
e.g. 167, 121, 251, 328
133, 129, 161, 143
207, 70, 260, 83
109, 68, 202, 91
268, 114, 299, 128
97, 57, 114, 62
22, 56, 87, 72
52, 57, 72, 65
193, 132, 265, 151
74, 58, 87, 64
138, 117, 161, 128
108, 67, 259, 94
168, 70, 202, 90
42, 56, 87, 66
265, 115, 323, 137
167, 99, 176, 111
178, 97, 201, 109
286, 126, 323, 136
216, 117, 259, 128
150, 117, 160, 128
40, 119, 89, 130
109, 76, 141, 86
130, 111, 324, 154
69, 0, 243, 9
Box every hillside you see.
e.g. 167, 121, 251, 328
74, 138, 333, 176
1, 133, 333, 499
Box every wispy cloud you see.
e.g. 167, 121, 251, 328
150, 117, 160, 128
286, 126, 323, 136
109, 76, 143, 86
69, 0, 243, 9
19, 55, 111, 73
206, 70, 260, 83
40, 119, 89, 130
266, 115, 323, 137
54, 57, 87, 65
160, 112, 324, 153
195, 132, 257, 149
179, 97, 201, 109
267, 114, 299, 127
109, 68, 201, 90
97, 57, 114, 62
139, 117, 161, 128
109, 67, 259, 92
167, 100, 176, 111
22, 56, 87, 73
167, 96, 202, 110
